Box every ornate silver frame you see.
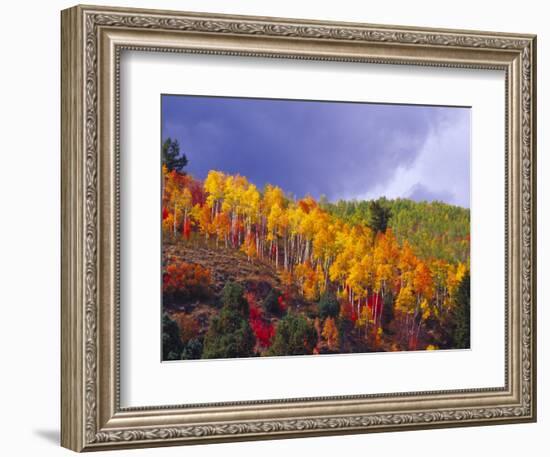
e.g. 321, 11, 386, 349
61, 4, 537, 452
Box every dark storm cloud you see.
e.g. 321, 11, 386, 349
161, 95, 470, 207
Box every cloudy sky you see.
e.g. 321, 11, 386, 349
161, 95, 471, 208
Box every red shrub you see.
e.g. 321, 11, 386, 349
250, 317, 275, 347
249, 305, 262, 320
277, 294, 288, 313
247, 292, 275, 348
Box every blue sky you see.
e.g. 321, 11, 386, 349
161, 95, 471, 208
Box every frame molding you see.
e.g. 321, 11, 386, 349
61, 4, 536, 452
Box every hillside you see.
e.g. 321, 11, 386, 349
163, 240, 372, 357
164, 241, 281, 297
161, 168, 471, 361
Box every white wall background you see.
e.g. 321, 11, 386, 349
0, 0, 545, 455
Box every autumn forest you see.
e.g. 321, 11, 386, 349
161, 137, 471, 361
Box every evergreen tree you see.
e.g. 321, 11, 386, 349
162, 137, 188, 172
221, 281, 249, 316
368, 200, 392, 234
262, 289, 281, 315
381, 291, 395, 332
181, 338, 203, 360
267, 313, 317, 356
337, 316, 354, 353
202, 306, 255, 359
452, 272, 470, 349
318, 290, 340, 318
202, 281, 255, 359
162, 313, 184, 360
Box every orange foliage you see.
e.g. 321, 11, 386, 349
163, 261, 212, 302
322, 317, 339, 350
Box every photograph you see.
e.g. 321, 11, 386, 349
161, 95, 471, 361
58, 4, 537, 451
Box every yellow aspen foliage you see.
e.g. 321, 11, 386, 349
242, 183, 260, 227
240, 233, 257, 260
355, 306, 369, 330
222, 174, 248, 215
294, 262, 319, 301
204, 170, 226, 211
192, 203, 215, 240
455, 262, 467, 284
374, 229, 399, 292
263, 184, 285, 212
420, 298, 431, 320
162, 213, 174, 235
267, 204, 283, 241
315, 263, 326, 295
278, 270, 294, 291
395, 284, 415, 315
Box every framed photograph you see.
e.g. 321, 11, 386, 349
61, 4, 537, 452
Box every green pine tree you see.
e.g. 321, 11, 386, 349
452, 272, 470, 349
162, 137, 188, 172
